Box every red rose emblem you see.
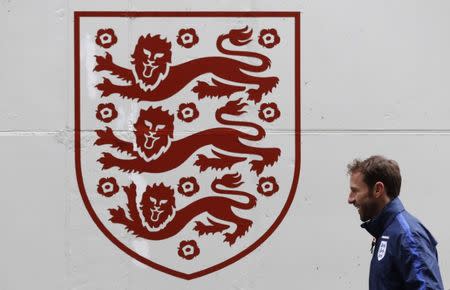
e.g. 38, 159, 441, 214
96, 103, 118, 123
97, 177, 119, 197
95, 28, 118, 49
258, 28, 280, 48
258, 102, 281, 122
176, 28, 199, 48
177, 240, 200, 260
257, 176, 279, 197
177, 102, 199, 122
177, 177, 200, 197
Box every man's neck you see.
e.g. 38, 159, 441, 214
374, 195, 392, 218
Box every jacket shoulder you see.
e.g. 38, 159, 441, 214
383, 211, 437, 246
384, 211, 437, 248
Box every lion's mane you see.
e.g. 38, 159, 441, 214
139, 183, 176, 231
133, 106, 174, 162
131, 34, 172, 92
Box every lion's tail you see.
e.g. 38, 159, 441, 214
212, 173, 256, 210
217, 26, 271, 73
215, 98, 265, 141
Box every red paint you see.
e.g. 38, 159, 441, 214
257, 176, 279, 197
94, 26, 278, 103
176, 28, 199, 48
258, 102, 281, 122
178, 240, 200, 260
177, 177, 200, 197
110, 174, 256, 245
96, 177, 119, 197
258, 28, 281, 48
192, 78, 246, 100
95, 28, 117, 49
95, 103, 118, 123
75, 11, 301, 280
95, 99, 280, 175
177, 102, 200, 123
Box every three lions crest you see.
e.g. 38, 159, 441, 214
75, 12, 300, 279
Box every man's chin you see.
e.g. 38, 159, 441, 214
360, 216, 370, 222
358, 210, 370, 222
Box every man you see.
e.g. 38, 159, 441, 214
347, 155, 444, 290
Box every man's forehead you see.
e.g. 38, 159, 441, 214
350, 171, 365, 185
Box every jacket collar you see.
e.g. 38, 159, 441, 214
361, 197, 405, 238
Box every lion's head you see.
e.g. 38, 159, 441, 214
140, 183, 175, 230
133, 106, 174, 162
131, 34, 172, 92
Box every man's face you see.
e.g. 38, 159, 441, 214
348, 172, 378, 222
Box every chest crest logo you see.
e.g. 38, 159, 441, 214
377, 240, 388, 261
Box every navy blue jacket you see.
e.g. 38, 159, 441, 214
361, 198, 444, 290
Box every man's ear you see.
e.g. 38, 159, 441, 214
374, 181, 385, 198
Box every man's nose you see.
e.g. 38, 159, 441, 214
347, 193, 355, 204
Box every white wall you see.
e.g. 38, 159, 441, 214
1, 0, 449, 289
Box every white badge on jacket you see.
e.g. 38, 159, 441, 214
377, 240, 388, 261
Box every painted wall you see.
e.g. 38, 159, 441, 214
1, 0, 449, 289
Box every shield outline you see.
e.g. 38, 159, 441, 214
74, 11, 301, 280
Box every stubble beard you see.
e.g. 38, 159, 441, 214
359, 190, 380, 222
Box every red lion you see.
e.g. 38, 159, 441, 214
94, 27, 279, 103
95, 99, 280, 175
109, 173, 255, 245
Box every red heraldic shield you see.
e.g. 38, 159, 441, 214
75, 11, 300, 279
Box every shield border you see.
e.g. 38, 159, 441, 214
74, 11, 301, 280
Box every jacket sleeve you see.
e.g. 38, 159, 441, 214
397, 231, 444, 290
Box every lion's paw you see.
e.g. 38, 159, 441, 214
194, 221, 223, 236
98, 152, 115, 170
96, 78, 115, 97
194, 221, 209, 236
109, 207, 127, 224
262, 76, 279, 93
223, 232, 238, 246
247, 77, 279, 103
94, 52, 113, 72
264, 148, 281, 166
249, 160, 265, 176
94, 127, 114, 146
247, 88, 263, 104
237, 220, 253, 236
